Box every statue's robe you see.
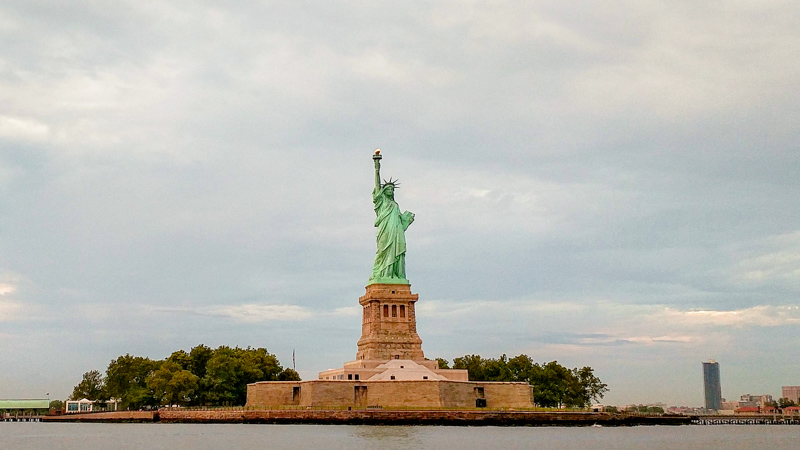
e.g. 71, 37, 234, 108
370, 185, 413, 283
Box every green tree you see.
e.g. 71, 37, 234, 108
451, 353, 608, 409
278, 368, 302, 381
778, 397, 797, 408
453, 354, 489, 381
202, 346, 286, 406
77, 344, 296, 408
570, 366, 609, 407
202, 346, 245, 405
435, 358, 450, 369
49, 400, 64, 412
530, 361, 574, 408
70, 370, 105, 400
507, 354, 535, 382
125, 385, 156, 409
631, 405, 664, 414
189, 344, 214, 379
105, 354, 160, 409
484, 354, 513, 381
147, 361, 199, 407
167, 350, 192, 370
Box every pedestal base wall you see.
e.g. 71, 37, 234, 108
247, 379, 534, 409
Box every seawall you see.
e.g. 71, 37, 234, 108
43, 411, 155, 422
43, 409, 692, 426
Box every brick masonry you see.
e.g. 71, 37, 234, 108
247, 380, 534, 409
40, 409, 694, 426
42, 411, 155, 422
356, 283, 424, 361
156, 409, 693, 426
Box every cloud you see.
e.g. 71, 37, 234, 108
0, 115, 49, 141
418, 298, 588, 319
331, 306, 360, 317
0, 283, 16, 296
730, 231, 800, 287
416, 300, 497, 317
0, 300, 22, 321
535, 332, 696, 347
657, 305, 800, 328
194, 304, 312, 323
155, 303, 360, 322
0, 282, 22, 321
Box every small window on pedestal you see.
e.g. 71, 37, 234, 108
383, 305, 389, 317
400, 305, 405, 318
392, 305, 397, 317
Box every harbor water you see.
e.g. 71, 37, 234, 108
1, 422, 799, 449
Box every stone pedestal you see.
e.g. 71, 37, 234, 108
356, 284, 424, 361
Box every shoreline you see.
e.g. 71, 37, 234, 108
41, 409, 693, 426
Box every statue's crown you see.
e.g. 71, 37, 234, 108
382, 177, 400, 188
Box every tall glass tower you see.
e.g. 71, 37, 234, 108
703, 360, 722, 410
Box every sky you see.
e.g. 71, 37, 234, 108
1, 1, 799, 407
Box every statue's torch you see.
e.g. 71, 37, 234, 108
373, 149, 382, 187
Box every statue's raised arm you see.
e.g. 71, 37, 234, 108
369, 150, 414, 285
373, 150, 382, 191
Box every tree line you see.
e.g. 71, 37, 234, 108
71, 347, 606, 410
70, 345, 299, 409
437, 354, 609, 408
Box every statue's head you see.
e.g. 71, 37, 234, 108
382, 178, 399, 198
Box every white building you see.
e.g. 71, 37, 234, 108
65, 398, 119, 413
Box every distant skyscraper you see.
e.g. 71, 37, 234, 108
703, 360, 722, 410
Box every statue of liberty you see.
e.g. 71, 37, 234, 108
369, 150, 415, 284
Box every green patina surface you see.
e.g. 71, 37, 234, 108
0, 399, 50, 409
369, 152, 414, 285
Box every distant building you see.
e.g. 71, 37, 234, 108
65, 398, 119, 413
720, 400, 738, 411
65, 398, 93, 413
0, 399, 50, 418
782, 386, 800, 404
702, 360, 722, 410
738, 394, 773, 408
667, 405, 705, 415
735, 406, 760, 414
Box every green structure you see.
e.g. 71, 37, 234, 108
369, 150, 415, 285
0, 399, 50, 418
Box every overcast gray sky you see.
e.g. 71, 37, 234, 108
1, 1, 799, 407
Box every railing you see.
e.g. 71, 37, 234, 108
1, 413, 44, 422
692, 415, 800, 425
